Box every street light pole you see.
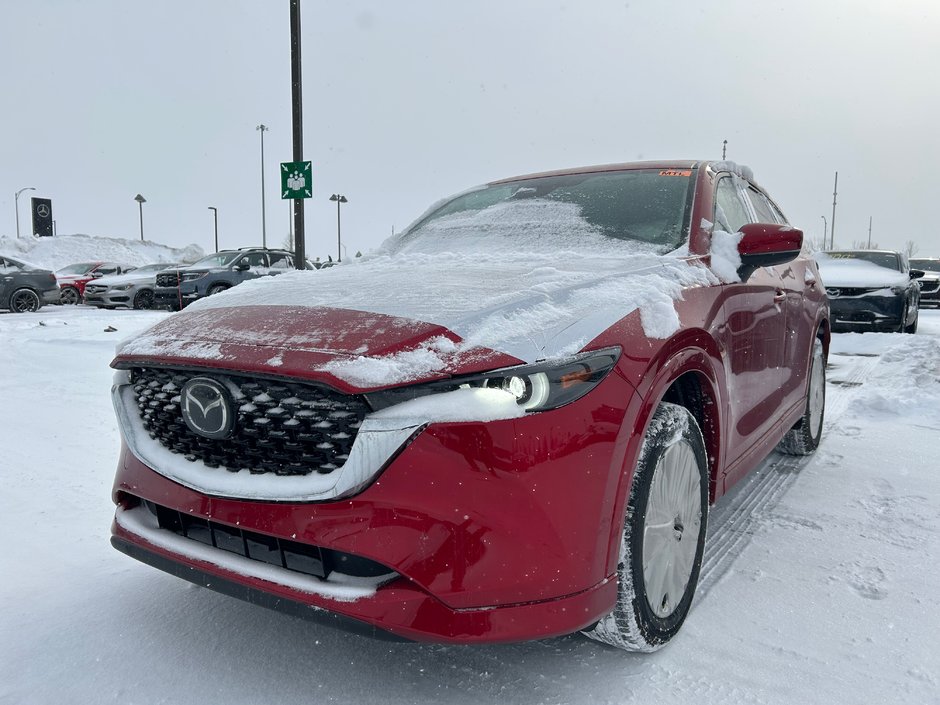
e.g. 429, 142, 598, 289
134, 194, 147, 241
208, 206, 218, 252
329, 194, 347, 262
820, 215, 827, 248
14, 187, 36, 238
256, 124, 269, 248
868, 216, 873, 248
830, 171, 838, 249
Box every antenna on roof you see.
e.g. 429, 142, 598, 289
722, 140, 728, 160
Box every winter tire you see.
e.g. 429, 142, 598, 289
585, 402, 708, 652
778, 338, 825, 455
9, 288, 41, 313
60, 286, 81, 305
904, 311, 918, 334
207, 283, 229, 296
133, 289, 155, 310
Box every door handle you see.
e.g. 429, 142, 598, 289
773, 290, 786, 303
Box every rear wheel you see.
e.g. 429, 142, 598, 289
778, 339, 825, 455
9, 288, 41, 313
585, 402, 708, 651
60, 286, 80, 305
133, 289, 155, 310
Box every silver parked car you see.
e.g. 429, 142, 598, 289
83, 263, 179, 310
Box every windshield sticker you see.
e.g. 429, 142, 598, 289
659, 170, 692, 177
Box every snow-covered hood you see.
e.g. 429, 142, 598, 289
815, 257, 909, 288
115, 250, 718, 391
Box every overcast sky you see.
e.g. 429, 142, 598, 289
2, 0, 938, 259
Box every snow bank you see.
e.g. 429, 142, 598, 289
0, 233, 203, 270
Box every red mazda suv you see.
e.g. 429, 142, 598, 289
109, 161, 829, 651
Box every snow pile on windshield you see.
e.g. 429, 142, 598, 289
390, 199, 666, 258
815, 255, 908, 287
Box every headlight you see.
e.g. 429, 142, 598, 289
112, 284, 132, 291
366, 347, 621, 413
181, 271, 208, 281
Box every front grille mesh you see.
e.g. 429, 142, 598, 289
131, 367, 369, 476
919, 280, 939, 293
156, 272, 180, 287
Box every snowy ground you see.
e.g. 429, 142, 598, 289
2, 304, 939, 705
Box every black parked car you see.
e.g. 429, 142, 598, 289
0, 255, 59, 313
909, 258, 940, 307
815, 249, 923, 333
153, 248, 307, 310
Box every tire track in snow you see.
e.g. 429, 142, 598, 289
695, 352, 882, 598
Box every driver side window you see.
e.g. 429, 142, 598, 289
715, 178, 750, 233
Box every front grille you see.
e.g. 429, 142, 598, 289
827, 286, 880, 298
919, 280, 940, 293
140, 498, 394, 579
156, 272, 180, 287
131, 367, 369, 476
85, 284, 106, 295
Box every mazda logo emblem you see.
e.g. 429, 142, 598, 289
825, 288, 841, 298
181, 377, 233, 440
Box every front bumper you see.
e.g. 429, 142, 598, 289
828, 294, 905, 331
84, 288, 135, 307
111, 372, 642, 643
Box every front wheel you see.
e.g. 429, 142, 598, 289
60, 286, 80, 305
9, 288, 41, 313
207, 283, 229, 296
133, 289, 155, 310
904, 310, 918, 334
778, 339, 825, 455
585, 402, 708, 652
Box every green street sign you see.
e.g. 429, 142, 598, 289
280, 161, 312, 199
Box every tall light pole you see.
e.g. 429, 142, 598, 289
820, 215, 827, 248
830, 171, 838, 249
256, 124, 269, 247
14, 187, 36, 238
867, 216, 873, 248
208, 206, 218, 252
134, 194, 146, 241
329, 194, 347, 262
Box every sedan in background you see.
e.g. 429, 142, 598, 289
83, 263, 180, 310
909, 258, 940, 307
110, 160, 829, 652
0, 255, 59, 313
56, 262, 136, 305
815, 250, 922, 333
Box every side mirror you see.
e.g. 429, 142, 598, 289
234, 261, 251, 272
736, 223, 803, 281
90, 271, 104, 278
910, 269, 925, 280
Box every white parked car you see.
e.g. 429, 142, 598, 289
82, 263, 180, 310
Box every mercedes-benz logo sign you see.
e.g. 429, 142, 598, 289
825, 288, 841, 297
181, 377, 234, 440
36, 204, 50, 218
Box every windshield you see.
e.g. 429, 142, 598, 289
910, 259, 940, 271
822, 251, 901, 271
395, 169, 693, 255
189, 252, 241, 268
135, 263, 176, 273
56, 262, 98, 275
